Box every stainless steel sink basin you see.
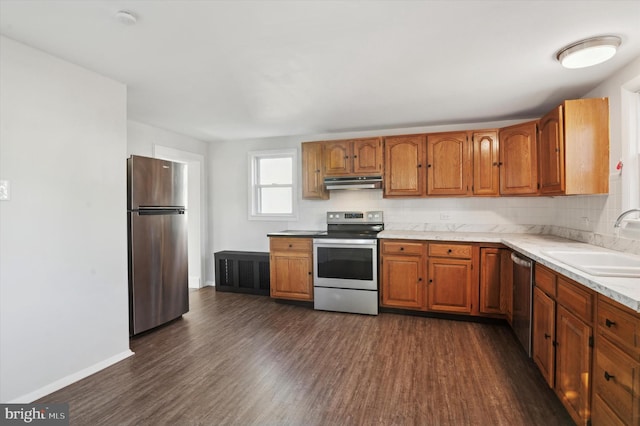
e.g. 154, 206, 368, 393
540, 250, 640, 278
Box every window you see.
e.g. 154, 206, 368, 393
248, 149, 297, 220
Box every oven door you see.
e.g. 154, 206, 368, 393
312, 238, 377, 290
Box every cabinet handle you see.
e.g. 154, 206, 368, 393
417, 164, 422, 168
400, 247, 404, 251
427, 164, 432, 168
353, 155, 357, 158
418, 278, 422, 282
344, 155, 349, 159
288, 244, 293, 248
604, 371, 615, 381
308, 272, 312, 275
447, 249, 452, 254
492, 162, 498, 166
498, 162, 503, 166
605, 318, 616, 328
315, 169, 320, 173
429, 279, 433, 283
544, 333, 551, 339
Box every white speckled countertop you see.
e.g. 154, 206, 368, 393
378, 230, 640, 313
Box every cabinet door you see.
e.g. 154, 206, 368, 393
538, 105, 565, 194
533, 287, 556, 388
301, 142, 329, 200
352, 138, 383, 175
427, 258, 473, 313
499, 121, 538, 195
426, 132, 470, 195
501, 249, 514, 324
555, 305, 592, 426
473, 130, 500, 196
480, 248, 502, 315
384, 135, 427, 197
270, 250, 313, 301
323, 140, 351, 176
380, 254, 426, 310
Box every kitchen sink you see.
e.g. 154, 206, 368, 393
540, 250, 640, 278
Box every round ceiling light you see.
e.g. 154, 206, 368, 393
556, 36, 621, 69
115, 10, 138, 26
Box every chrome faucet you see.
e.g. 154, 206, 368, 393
614, 208, 640, 228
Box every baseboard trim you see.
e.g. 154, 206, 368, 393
8, 349, 135, 403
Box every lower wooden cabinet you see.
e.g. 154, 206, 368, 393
380, 240, 426, 310
592, 295, 640, 426
269, 237, 313, 301
427, 256, 473, 314
532, 263, 594, 426
479, 247, 511, 316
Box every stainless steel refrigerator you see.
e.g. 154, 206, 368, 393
127, 155, 188, 336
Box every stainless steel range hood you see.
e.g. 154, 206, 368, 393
324, 176, 383, 190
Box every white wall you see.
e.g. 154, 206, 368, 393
0, 36, 131, 402
209, 58, 640, 263
127, 121, 210, 286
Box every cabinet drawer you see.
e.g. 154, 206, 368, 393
270, 237, 312, 252
593, 337, 640, 425
428, 243, 472, 259
597, 296, 640, 360
382, 241, 424, 256
534, 264, 556, 297
557, 277, 593, 324
592, 393, 627, 426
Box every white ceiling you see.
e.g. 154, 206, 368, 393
1, 1, 639, 142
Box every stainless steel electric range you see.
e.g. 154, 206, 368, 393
312, 211, 383, 315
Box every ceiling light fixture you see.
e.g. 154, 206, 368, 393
556, 35, 621, 69
115, 10, 138, 26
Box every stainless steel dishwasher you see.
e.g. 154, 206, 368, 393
511, 252, 533, 357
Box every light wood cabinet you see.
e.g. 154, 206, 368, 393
323, 137, 382, 176
592, 295, 640, 426
533, 287, 556, 388
380, 240, 426, 310
479, 247, 504, 315
532, 263, 594, 426
472, 130, 500, 196
301, 142, 329, 200
499, 121, 538, 195
538, 98, 609, 195
383, 134, 427, 197
269, 237, 313, 301
427, 243, 473, 314
426, 131, 471, 196
501, 249, 514, 324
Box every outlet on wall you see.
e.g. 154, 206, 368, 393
0, 180, 9, 201
440, 212, 450, 220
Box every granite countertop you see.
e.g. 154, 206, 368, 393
378, 230, 640, 313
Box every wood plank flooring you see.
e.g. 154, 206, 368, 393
39, 288, 573, 425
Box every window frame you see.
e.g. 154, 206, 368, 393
248, 148, 298, 221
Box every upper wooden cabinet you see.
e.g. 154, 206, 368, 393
499, 121, 538, 195
323, 137, 383, 176
538, 98, 609, 195
301, 142, 329, 200
384, 134, 427, 197
426, 131, 471, 196
472, 130, 500, 196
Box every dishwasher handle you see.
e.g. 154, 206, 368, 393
511, 252, 532, 268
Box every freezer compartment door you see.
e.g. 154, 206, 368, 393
128, 155, 187, 209
129, 211, 189, 335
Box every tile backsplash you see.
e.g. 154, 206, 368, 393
296, 173, 640, 254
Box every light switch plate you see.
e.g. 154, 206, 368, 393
0, 180, 10, 200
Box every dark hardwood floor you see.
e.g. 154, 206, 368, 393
39, 288, 573, 425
